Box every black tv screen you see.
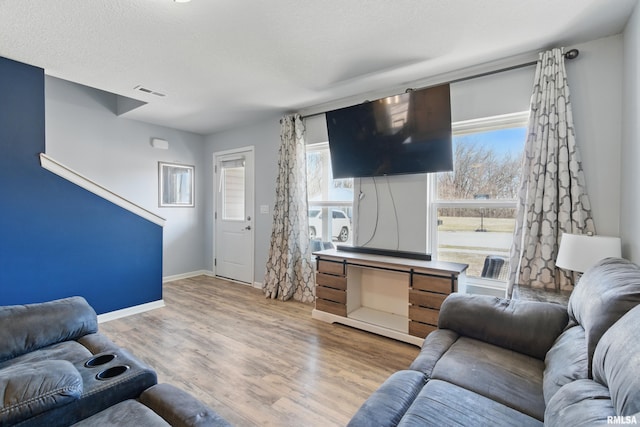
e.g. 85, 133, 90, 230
326, 83, 453, 178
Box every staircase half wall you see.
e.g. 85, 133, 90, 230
0, 56, 163, 315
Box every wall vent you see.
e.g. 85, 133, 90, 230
133, 85, 166, 97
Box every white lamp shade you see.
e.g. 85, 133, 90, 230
556, 233, 621, 273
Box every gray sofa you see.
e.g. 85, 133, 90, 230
348, 257, 640, 426
0, 296, 230, 427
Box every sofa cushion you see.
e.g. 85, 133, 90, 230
347, 370, 427, 427
438, 294, 568, 360
0, 360, 83, 426
70, 399, 170, 426
430, 337, 545, 420
544, 379, 614, 427
567, 257, 640, 376
397, 379, 541, 427
139, 383, 232, 427
592, 304, 640, 416
0, 297, 98, 363
543, 325, 588, 404
0, 341, 93, 371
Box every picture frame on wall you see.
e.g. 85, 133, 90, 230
159, 162, 194, 207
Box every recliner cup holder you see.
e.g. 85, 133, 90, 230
84, 354, 116, 367
96, 365, 129, 380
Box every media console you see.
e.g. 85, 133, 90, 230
312, 248, 468, 347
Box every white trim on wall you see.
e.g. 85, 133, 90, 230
97, 300, 165, 323
40, 153, 166, 227
163, 270, 214, 283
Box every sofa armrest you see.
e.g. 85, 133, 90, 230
408, 329, 459, 376
77, 332, 121, 354
438, 294, 568, 360
0, 360, 83, 425
0, 297, 98, 363
139, 383, 231, 427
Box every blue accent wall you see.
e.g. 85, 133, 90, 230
0, 56, 163, 314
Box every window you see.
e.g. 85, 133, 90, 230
306, 142, 353, 245
430, 112, 528, 287
219, 159, 245, 221
158, 162, 194, 207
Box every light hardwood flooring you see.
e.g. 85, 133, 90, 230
100, 275, 419, 427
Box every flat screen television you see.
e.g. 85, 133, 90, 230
326, 83, 453, 179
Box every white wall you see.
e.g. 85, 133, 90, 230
621, 1, 640, 262
45, 76, 207, 278
354, 174, 429, 252
566, 35, 623, 237
203, 115, 282, 284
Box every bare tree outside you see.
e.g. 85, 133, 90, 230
307, 150, 353, 201
437, 139, 522, 218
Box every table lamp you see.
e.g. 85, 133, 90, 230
556, 233, 622, 273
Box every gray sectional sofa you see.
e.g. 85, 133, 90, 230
348, 257, 640, 426
0, 296, 230, 427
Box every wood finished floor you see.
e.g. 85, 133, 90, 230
100, 276, 419, 427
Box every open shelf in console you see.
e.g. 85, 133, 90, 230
348, 307, 407, 333
346, 265, 409, 333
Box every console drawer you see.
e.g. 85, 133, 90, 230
316, 286, 346, 304
412, 274, 454, 294
316, 273, 347, 290
317, 259, 346, 276
409, 321, 437, 338
409, 306, 439, 326
409, 289, 447, 309
315, 298, 347, 317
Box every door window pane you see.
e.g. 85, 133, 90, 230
221, 164, 245, 221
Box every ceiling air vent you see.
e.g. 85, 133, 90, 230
133, 85, 166, 97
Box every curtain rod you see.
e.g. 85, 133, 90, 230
298, 48, 579, 121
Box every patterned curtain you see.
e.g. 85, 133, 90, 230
263, 114, 315, 302
507, 48, 595, 297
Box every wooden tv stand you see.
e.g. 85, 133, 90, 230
312, 249, 468, 347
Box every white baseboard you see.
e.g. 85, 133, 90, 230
163, 270, 260, 289
162, 270, 214, 283
97, 300, 165, 323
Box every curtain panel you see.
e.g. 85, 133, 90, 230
263, 114, 315, 302
508, 48, 595, 297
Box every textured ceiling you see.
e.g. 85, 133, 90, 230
0, 0, 637, 135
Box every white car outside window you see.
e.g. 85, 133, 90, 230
309, 209, 350, 242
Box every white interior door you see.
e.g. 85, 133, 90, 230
214, 147, 254, 284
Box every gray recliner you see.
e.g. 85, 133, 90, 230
0, 297, 230, 427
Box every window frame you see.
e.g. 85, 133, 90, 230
306, 142, 353, 243
428, 111, 529, 292
158, 161, 195, 208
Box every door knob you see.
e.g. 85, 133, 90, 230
244, 225, 252, 230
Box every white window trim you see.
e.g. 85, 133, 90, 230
428, 111, 529, 294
